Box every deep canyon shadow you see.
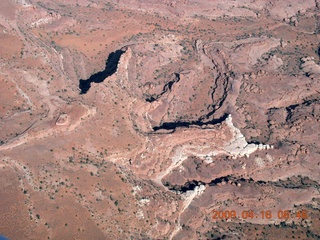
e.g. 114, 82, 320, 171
79, 49, 125, 94
152, 113, 229, 131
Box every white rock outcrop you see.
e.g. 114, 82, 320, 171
225, 115, 271, 158
301, 56, 320, 75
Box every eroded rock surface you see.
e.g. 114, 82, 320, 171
0, 0, 319, 239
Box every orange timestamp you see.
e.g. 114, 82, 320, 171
212, 209, 308, 220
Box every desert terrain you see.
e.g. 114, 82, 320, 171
0, 0, 319, 239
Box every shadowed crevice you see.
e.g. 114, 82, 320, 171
145, 73, 181, 102
152, 113, 228, 131
79, 49, 125, 94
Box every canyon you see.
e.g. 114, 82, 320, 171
0, 0, 319, 239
